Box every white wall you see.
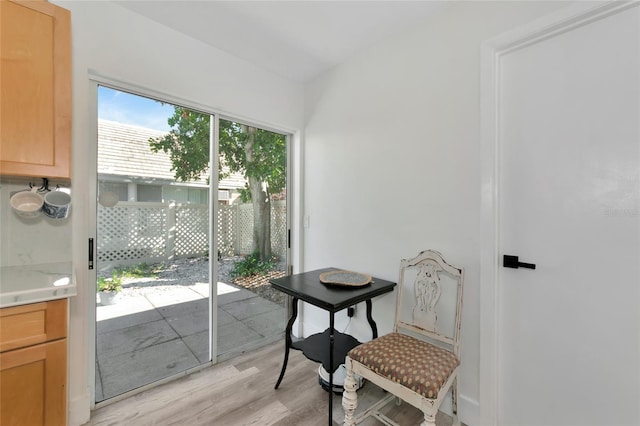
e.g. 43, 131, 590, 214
49, 1, 304, 424
302, 2, 569, 424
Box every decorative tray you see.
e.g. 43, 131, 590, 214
319, 270, 372, 287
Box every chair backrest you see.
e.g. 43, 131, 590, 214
394, 250, 464, 357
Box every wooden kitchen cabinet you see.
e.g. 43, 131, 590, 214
0, 0, 71, 179
0, 299, 68, 426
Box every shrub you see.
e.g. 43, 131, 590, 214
97, 273, 123, 293
114, 263, 158, 279
231, 252, 277, 278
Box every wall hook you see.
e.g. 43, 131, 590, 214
38, 178, 50, 193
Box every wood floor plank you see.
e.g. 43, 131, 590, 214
142, 367, 261, 425
88, 341, 458, 426
213, 398, 290, 426
90, 366, 257, 425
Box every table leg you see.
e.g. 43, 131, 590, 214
329, 312, 335, 426
365, 299, 378, 339
275, 296, 298, 389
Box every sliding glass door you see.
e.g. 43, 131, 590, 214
94, 85, 288, 402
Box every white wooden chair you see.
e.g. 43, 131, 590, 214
342, 250, 464, 426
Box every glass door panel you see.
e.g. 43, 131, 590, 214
216, 119, 287, 359
95, 87, 211, 402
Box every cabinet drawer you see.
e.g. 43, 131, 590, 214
0, 299, 67, 352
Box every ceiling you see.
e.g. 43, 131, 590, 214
113, 1, 447, 83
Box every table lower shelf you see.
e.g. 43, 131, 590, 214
291, 328, 361, 373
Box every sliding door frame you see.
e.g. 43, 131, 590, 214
87, 73, 298, 408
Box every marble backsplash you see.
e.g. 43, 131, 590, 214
0, 177, 72, 267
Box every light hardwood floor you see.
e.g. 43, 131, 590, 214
88, 341, 456, 425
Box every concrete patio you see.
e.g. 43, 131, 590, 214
96, 281, 286, 401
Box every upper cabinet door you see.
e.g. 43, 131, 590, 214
0, 0, 71, 179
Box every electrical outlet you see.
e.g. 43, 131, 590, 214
347, 306, 356, 317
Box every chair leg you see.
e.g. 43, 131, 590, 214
420, 412, 437, 426
342, 363, 358, 426
452, 377, 461, 426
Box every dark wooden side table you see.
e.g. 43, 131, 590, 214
270, 268, 396, 425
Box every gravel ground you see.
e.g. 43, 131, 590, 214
101, 257, 287, 305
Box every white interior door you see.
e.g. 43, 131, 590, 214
497, 5, 639, 425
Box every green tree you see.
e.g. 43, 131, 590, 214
149, 107, 286, 261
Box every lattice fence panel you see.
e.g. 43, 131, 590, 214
175, 204, 209, 257
237, 203, 255, 255
98, 203, 167, 264
217, 205, 236, 257
236, 202, 287, 258
97, 201, 288, 267
271, 201, 287, 258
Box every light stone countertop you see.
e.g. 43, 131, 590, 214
0, 262, 77, 308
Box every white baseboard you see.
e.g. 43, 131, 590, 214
438, 393, 479, 425
459, 394, 480, 425
68, 389, 91, 426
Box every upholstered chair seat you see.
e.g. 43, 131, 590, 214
347, 332, 459, 400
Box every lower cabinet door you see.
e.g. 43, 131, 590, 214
0, 339, 66, 426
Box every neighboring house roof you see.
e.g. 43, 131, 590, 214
98, 119, 246, 190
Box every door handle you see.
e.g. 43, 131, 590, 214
89, 238, 94, 270
503, 255, 536, 269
